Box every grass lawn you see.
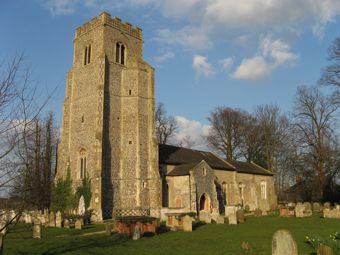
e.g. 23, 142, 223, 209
3, 213, 340, 255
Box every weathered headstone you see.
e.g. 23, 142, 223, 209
78, 195, 85, 216
313, 202, 321, 212
105, 222, 112, 236
324, 202, 331, 209
63, 219, 70, 228
216, 215, 225, 224
303, 202, 312, 211
0, 221, 6, 235
317, 244, 333, 255
75, 219, 82, 230
228, 211, 237, 225
182, 215, 193, 232
199, 211, 211, 223
55, 211, 62, 228
33, 220, 41, 239
132, 225, 141, 240
49, 212, 55, 227
225, 206, 237, 217
272, 229, 298, 255
236, 209, 245, 223
295, 203, 312, 217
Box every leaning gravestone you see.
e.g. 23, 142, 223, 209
182, 215, 193, 232
33, 220, 41, 239
132, 225, 141, 240
236, 209, 245, 223
317, 244, 333, 255
55, 211, 62, 228
272, 229, 298, 255
0, 221, 6, 235
228, 211, 237, 225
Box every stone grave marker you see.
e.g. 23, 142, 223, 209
0, 221, 6, 235
272, 229, 298, 255
317, 244, 333, 255
49, 212, 55, 227
33, 220, 41, 239
78, 195, 85, 216
75, 219, 82, 230
313, 202, 321, 212
324, 202, 331, 209
63, 219, 70, 228
105, 222, 112, 236
55, 211, 62, 228
132, 225, 141, 240
228, 211, 237, 225
182, 215, 193, 232
236, 209, 245, 223
216, 215, 225, 224
199, 211, 211, 223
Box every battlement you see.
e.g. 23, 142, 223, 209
75, 12, 142, 40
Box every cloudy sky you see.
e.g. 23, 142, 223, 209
1, 0, 340, 148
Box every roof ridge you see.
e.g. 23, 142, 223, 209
250, 161, 274, 174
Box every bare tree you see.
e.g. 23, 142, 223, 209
155, 102, 178, 144
292, 85, 339, 199
178, 135, 196, 149
207, 107, 249, 160
255, 104, 289, 172
319, 37, 340, 87
0, 54, 54, 250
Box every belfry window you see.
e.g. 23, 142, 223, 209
79, 149, 87, 179
261, 181, 267, 200
84, 45, 91, 65
115, 42, 126, 65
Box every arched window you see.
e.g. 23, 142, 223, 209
202, 167, 207, 176
79, 149, 87, 179
115, 42, 126, 65
260, 181, 267, 200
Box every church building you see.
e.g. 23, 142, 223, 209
56, 12, 277, 222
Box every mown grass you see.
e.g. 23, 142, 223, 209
3, 213, 340, 255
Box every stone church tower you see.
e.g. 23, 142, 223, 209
56, 12, 161, 220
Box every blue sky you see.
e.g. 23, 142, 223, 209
1, 0, 340, 147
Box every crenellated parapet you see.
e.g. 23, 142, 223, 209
75, 12, 142, 40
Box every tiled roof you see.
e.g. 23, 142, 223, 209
159, 144, 235, 171
167, 162, 199, 176
226, 160, 274, 176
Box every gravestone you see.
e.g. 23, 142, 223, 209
272, 229, 298, 255
313, 202, 321, 212
33, 220, 41, 239
49, 212, 55, 227
228, 211, 237, 225
303, 202, 312, 211
317, 244, 333, 255
182, 215, 193, 232
199, 211, 211, 223
63, 219, 70, 228
78, 195, 85, 216
132, 225, 141, 240
324, 202, 331, 209
236, 209, 245, 223
105, 222, 112, 236
225, 206, 237, 217
55, 211, 62, 228
0, 221, 6, 235
216, 215, 225, 224
75, 219, 82, 230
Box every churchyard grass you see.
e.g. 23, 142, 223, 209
4, 213, 340, 255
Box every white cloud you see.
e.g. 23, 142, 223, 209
154, 51, 175, 63
154, 27, 212, 50
173, 116, 210, 149
192, 55, 215, 77
40, 0, 79, 15
233, 35, 299, 80
219, 57, 233, 71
